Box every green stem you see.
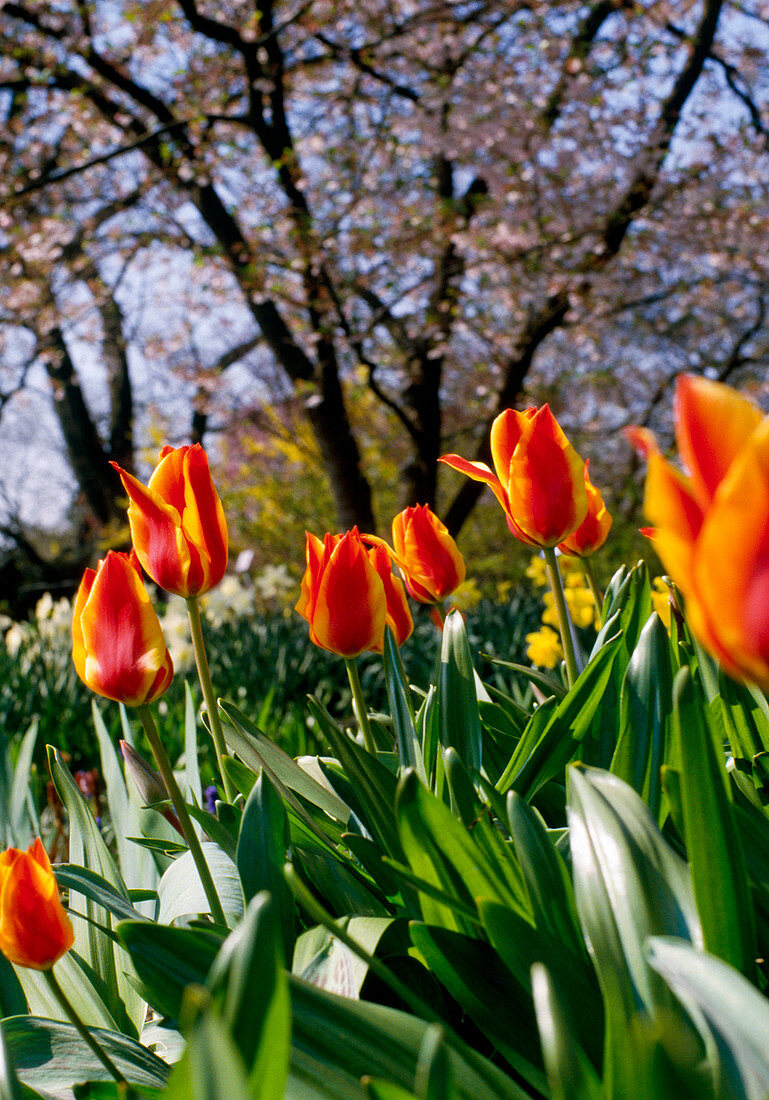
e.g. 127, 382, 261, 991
582, 556, 604, 623
185, 595, 236, 803
543, 547, 579, 689
136, 704, 227, 927
345, 657, 377, 755
44, 967, 127, 1084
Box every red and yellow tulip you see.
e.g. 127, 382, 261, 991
72, 550, 174, 706
296, 528, 413, 657
630, 374, 769, 688
112, 445, 227, 598
558, 461, 612, 557
440, 405, 588, 547
0, 839, 74, 970
391, 504, 466, 604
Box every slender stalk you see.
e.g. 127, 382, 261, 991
345, 657, 377, 755
136, 704, 227, 927
44, 968, 127, 1084
185, 595, 236, 802
582, 557, 604, 622
543, 547, 579, 689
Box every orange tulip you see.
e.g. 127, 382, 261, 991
72, 550, 174, 706
440, 405, 588, 547
630, 374, 769, 688
296, 528, 413, 657
391, 504, 466, 603
111, 445, 227, 597
558, 462, 612, 557
0, 838, 74, 970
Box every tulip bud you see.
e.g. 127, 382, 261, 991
119, 741, 183, 835
111, 444, 228, 598
440, 405, 588, 548
72, 550, 174, 706
391, 505, 466, 604
0, 838, 74, 970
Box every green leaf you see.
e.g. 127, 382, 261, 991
158, 842, 244, 925
207, 893, 290, 1099
184, 682, 204, 812
438, 611, 482, 773
293, 917, 395, 998
0, 1017, 29, 1100
55, 865, 150, 925
117, 920, 222, 1021
47, 747, 142, 1037
2, 1017, 169, 1094
648, 936, 769, 1099
530, 963, 602, 1100
409, 923, 546, 1092
396, 771, 529, 933
8, 720, 39, 846
567, 766, 700, 1031
289, 977, 528, 1100
611, 612, 675, 820
308, 698, 404, 862
163, 1013, 252, 1100
219, 700, 350, 822
236, 771, 294, 958
674, 667, 756, 976
384, 628, 426, 782
497, 633, 622, 800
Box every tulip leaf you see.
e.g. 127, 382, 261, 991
54, 865, 150, 925
2, 1016, 169, 1094
236, 771, 295, 959
307, 697, 404, 862
117, 920, 223, 1021
5, 719, 39, 848
384, 628, 426, 782
648, 936, 769, 1099
289, 978, 527, 1100
611, 612, 675, 820
720, 672, 769, 764
47, 747, 143, 1038
157, 842, 244, 926
292, 916, 396, 999
0, 1018, 32, 1100
163, 1013, 253, 1100
674, 667, 757, 976
408, 923, 546, 1092
438, 611, 483, 772
497, 632, 622, 800
530, 963, 602, 1100
206, 893, 291, 1097
567, 762, 701, 1083
395, 770, 529, 932
184, 681, 204, 813
218, 699, 351, 823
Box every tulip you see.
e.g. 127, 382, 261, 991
72, 550, 174, 706
296, 527, 413, 658
558, 462, 612, 558
111, 444, 227, 598
391, 504, 466, 604
630, 373, 769, 688
0, 838, 74, 970
439, 405, 588, 548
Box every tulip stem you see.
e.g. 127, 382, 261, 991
185, 595, 236, 803
136, 704, 228, 928
44, 967, 127, 1084
345, 658, 377, 755
543, 547, 579, 689
582, 557, 604, 623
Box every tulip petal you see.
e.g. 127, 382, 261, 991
78, 552, 174, 705
675, 374, 763, 506
490, 408, 530, 488
392, 505, 465, 602
310, 533, 387, 657
508, 406, 588, 546
439, 455, 515, 522
114, 463, 194, 595
559, 462, 613, 557
368, 542, 413, 646
179, 446, 228, 590
642, 453, 703, 589
0, 841, 74, 970
691, 419, 769, 688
